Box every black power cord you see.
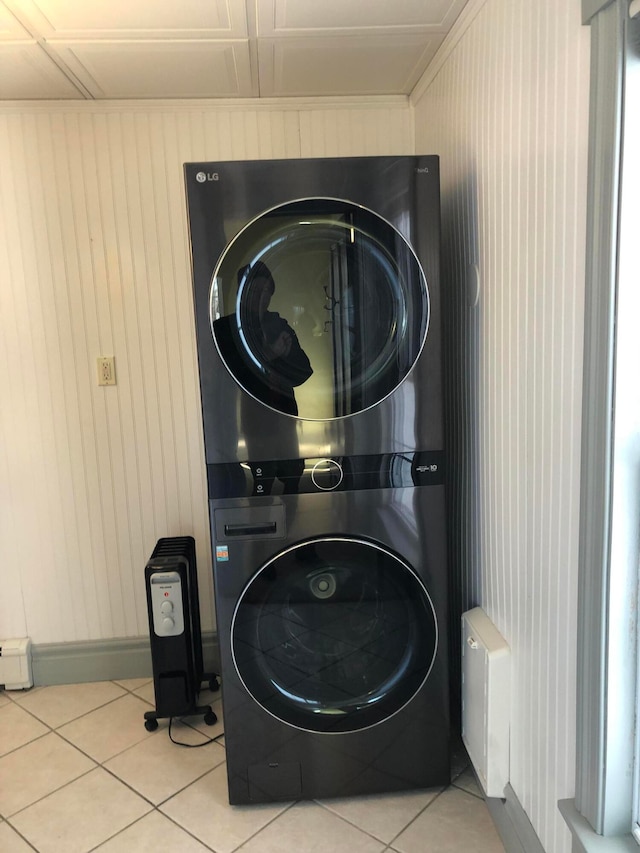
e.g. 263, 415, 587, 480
168, 714, 224, 748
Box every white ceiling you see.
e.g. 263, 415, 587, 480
0, 0, 468, 100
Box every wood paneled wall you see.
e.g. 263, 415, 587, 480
412, 2, 590, 851
0, 98, 412, 643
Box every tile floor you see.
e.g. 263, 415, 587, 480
0, 680, 505, 853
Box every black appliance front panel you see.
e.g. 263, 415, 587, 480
210, 486, 449, 803
184, 156, 442, 464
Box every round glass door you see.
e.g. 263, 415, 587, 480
210, 199, 429, 420
231, 537, 438, 733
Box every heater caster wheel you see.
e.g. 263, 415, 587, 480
208, 677, 220, 693
204, 710, 218, 727
144, 718, 159, 732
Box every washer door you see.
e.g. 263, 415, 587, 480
210, 199, 429, 420
231, 537, 438, 733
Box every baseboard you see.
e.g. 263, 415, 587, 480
486, 785, 547, 853
29, 632, 220, 686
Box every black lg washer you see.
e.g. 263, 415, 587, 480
210, 483, 449, 804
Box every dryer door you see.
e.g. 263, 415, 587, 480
231, 537, 438, 733
210, 199, 429, 420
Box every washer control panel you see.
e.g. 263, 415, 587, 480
207, 451, 445, 499
149, 571, 185, 637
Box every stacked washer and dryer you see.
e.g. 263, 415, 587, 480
184, 156, 449, 804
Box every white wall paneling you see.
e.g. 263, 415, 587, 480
0, 97, 411, 646
412, 1, 590, 851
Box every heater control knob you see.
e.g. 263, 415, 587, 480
149, 570, 185, 637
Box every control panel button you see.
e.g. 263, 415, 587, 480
311, 459, 344, 491
160, 600, 173, 614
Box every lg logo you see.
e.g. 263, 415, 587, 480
196, 171, 219, 182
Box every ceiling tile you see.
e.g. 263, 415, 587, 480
259, 34, 441, 97
0, 42, 83, 97
259, 0, 467, 35
50, 40, 254, 99
0, 0, 470, 101
4, 0, 248, 39
0, 2, 31, 40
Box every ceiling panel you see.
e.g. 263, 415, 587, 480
0, 0, 469, 101
259, 0, 467, 35
0, 43, 83, 97
259, 35, 441, 97
3, 0, 248, 39
51, 40, 254, 99
0, 2, 30, 39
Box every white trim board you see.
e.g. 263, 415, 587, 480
0, 94, 410, 115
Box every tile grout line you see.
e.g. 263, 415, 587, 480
385, 784, 450, 849
101, 741, 224, 810
0, 729, 51, 762
313, 791, 445, 848
5, 765, 98, 823
2, 821, 39, 852
231, 798, 300, 853
5, 685, 133, 731
450, 779, 485, 800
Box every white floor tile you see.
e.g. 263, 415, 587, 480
0, 820, 35, 852
451, 766, 484, 799
392, 787, 505, 853
0, 703, 48, 757
105, 724, 225, 804
132, 681, 155, 705
58, 693, 154, 762
317, 787, 442, 844
160, 762, 291, 853
93, 811, 213, 852
240, 800, 386, 853
113, 677, 153, 691
0, 732, 95, 817
10, 767, 152, 853
0, 692, 11, 709
11, 681, 126, 729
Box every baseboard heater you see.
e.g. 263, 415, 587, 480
0, 638, 33, 690
461, 607, 510, 798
